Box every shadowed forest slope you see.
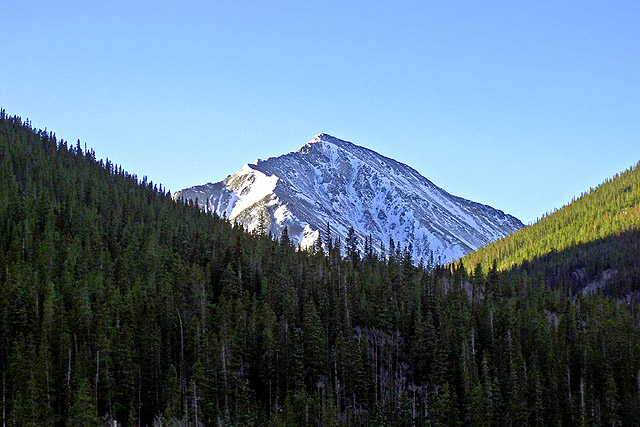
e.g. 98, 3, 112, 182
463, 161, 640, 296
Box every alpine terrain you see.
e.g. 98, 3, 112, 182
4, 111, 640, 426
175, 134, 523, 263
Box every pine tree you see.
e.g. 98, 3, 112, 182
303, 302, 328, 391
68, 378, 101, 426
346, 227, 359, 264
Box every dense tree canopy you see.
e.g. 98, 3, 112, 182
1, 110, 640, 425
464, 161, 640, 295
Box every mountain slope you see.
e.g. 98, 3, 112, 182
3, 112, 640, 426
175, 133, 523, 263
463, 161, 640, 294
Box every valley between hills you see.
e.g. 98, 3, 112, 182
1, 110, 639, 425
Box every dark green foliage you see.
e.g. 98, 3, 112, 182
1, 111, 640, 425
465, 161, 640, 295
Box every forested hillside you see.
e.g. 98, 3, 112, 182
2, 111, 640, 426
463, 162, 640, 296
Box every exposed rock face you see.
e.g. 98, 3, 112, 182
174, 134, 523, 264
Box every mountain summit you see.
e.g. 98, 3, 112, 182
174, 134, 523, 263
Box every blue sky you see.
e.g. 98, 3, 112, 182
2, 1, 639, 224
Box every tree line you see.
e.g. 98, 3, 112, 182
1, 110, 639, 425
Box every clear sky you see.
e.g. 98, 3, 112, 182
2, 1, 639, 224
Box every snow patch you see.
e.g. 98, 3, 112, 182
299, 224, 320, 249
273, 204, 291, 224
228, 166, 279, 220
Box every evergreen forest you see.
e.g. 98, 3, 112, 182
1, 110, 640, 426
463, 161, 640, 296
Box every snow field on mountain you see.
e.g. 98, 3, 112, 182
174, 134, 523, 264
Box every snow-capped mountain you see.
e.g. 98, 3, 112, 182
174, 134, 523, 264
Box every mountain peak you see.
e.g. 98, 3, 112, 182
299, 133, 349, 156
175, 135, 523, 263
313, 133, 329, 142
313, 132, 343, 142
305, 133, 351, 149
